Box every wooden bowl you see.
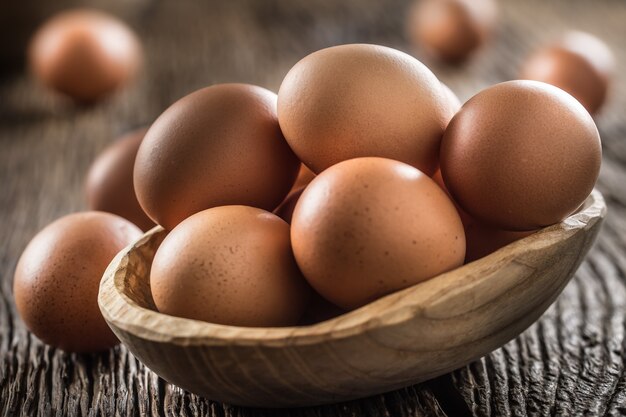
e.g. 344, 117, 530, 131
98, 189, 606, 408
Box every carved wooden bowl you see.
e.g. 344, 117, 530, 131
98, 189, 605, 408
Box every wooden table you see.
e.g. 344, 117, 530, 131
1, 0, 625, 415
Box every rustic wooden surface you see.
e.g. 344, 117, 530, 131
1, 0, 625, 415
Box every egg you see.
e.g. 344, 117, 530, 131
13, 212, 141, 352
440, 80, 601, 231
433, 168, 533, 262
291, 157, 465, 310
29, 9, 142, 102
407, 0, 497, 63
85, 128, 155, 231
150, 206, 311, 327
277, 44, 451, 175
520, 31, 615, 114
274, 187, 305, 224
134, 83, 300, 230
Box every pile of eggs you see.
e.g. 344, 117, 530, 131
13, 5, 609, 353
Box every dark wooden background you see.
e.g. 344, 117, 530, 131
1, 0, 626, 415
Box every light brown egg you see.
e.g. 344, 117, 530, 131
441, 80, 601, 231
520, 31, 615, 114
274, 187, 305, 224
13, 212, 141, 352
134, 84, 300, 230
29, 9, 142, 102
291, 157, 465, 310
85, 128, 155, 231
277, 44, 450, 175
407, 0, 497, 63
150, 206, 311, 327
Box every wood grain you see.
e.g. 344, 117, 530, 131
1, 0, 626, 415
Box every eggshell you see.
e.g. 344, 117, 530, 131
277, 44, 450, 175
291, 157, 465, 310
441, 80, 601, 231
29, 9, 142, 102
13, 212, 142, 352
407, 0, 497, 63
134, 84, 300, 230
520, 31, 615, 114
150, 206, 311, 327
433, 168, 531, 262
85, 128, 155, 231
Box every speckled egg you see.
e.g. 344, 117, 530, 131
13, 212, 141, 352
291, 157, 465, 310
150, 206, 311, 327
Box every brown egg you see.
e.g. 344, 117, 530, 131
85, 128, 155, 231
274, 187, 305, 224
134, 84, 300, 230
13, 212, 141, 352
433, 168, 535, 262
291, 157, 465, 310
441, 80, 601, 231
277, 44, 450, 175
150, 206, 311, 327
29, 9, 142, 102
407, 0, 497, 63
520, 31, 615, 114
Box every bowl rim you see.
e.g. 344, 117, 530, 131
99, 189, 606, 347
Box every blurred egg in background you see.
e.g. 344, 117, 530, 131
520, 31, 615, 114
